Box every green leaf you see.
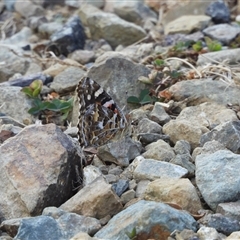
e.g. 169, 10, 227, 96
192, 41, 202, 51
22, 87, 34, 98
205, 37, 222, 51
154, 59, 164, 66
139, 94, 152, 105
139, 89, 149, 102
46, 99, 72, 112
127, 96, 140, 104
28, 106, 42, 115
126, 228, 137, 239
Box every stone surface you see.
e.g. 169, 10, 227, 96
15, 0, 44, 18
203, 24, 240, 45
164, 15, 211, 35
174, 140, 191, 155
94, 200, 197, 240
112, 179, 129, 197
149, 102, 171, 125
38, 22, 63, 38
142, 139, 175, 162
163, 119, 207, 150
120, 189, 135, 204
144, 178, 202, 214
196, 150, 240, 211
216, 201, 240, 222
97, 137, 142, 167
0, 86, 34, 124
200, 121, 240, 154
0, 124, 83, 219
197, 226, 220, 240
169, 78, 240, 107
69, 50, 95, 64
205, 1, 230, 23
60, 177, 123, 219
49, 66, 86, 93
226, 231, 240, 240
50, 15, 86, 56
137, 118, 162, 134
133, 158, 188, 181
83, 166, 103, 187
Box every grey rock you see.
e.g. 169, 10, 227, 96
200, 213, 240, 236
0, 218, 24, 238
112, 179, 129, 197
15, 0, 44, 18
171, 229, 199, 240
142, 139, 175, 162
200, 121, 240, 153
120, 189, 135, 204
138, 133, 170, 146
105, 174, 118, 184
86, 12, 146, 48
94, 200, 197, 239
0, 86, 34, 124
217, 201, 240, 222
97, 137, 142, 167
149, 102, 171, 125
83, 166, 103, 187
14, 216, 63, 240
174, 140, 191, 155
108, 166, 123, 175
170, 154, 195, 177
68, 50, 95, 64
197, 226, 221, 240
50, 16, 85, 56
60, 177, 123, 219
196, 150, 240, 211
87, 57, 151, 112
164, 15, 211, 35
206, 1, 230, 24
135, 180, 150, 198
169, 78, 240, 107
0, 124, 83, 219
203, 24, 240, 45
27, 16, 47, 32
137, 118, 162, 134
113, 1, 157, 25
4, 0, 16, 11
133, 158, 188, 181
38, 22, 63, 38
129, 108, 150, 122
50, 66, 86, 93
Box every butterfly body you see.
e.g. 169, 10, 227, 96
77, 77, 127, 147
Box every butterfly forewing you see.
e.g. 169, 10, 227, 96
77, 77, 127, 147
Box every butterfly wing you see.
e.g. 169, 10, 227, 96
77, 77, 127, 147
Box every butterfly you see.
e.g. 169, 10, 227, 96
76, 77, 127, 147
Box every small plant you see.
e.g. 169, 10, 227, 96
192, 41, 203, 52
126, 227, 137, 240
127, 89, 157, 105
205, 37, 222, 51
22, 80, 73, 123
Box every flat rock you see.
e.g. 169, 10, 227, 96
144, 178, 202, 214
0, 123, 82, 219
94, 200, 197, 240
15, 0, 44, 18
169, 78, 240, 106
60, 177, 123, 219
137, 118, 162, 134
133, 158, 188, 181
149, 102, 171, 125
164, 15, 211, 35
196, 150, 240, 211
0, 86, 34, 124
203, 23, 240, 44
217, 201, 240, 222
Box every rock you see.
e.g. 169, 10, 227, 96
79, 6, 146, 48
97, 137, 142, 167
0, 46, 30, 82
205, 1, 230, 24
142, 140, 175, 161
163, 119, 207, 150
0, 124, 83, 219
112, 179, 129, 197
68, 50, 95, 64
104, 174, 118, 184
171, 229, 199, 240
176, 102, 237, 129
50, 15, 86, 56
14, 216, 64, 240
197, 226, 221, 240
216, 201, 240, 222
196, 150, 240, 211
138, 133, 170, 146
83, 166, 103, 187
120, 189, 135, 205
0, 218, 23, 237
200, 121, 240, 153
38, 22, 63, 38
226, 231, 240, 240
15, 0, 44, 18
94, 200, 197, 239
133, 158, 188, 181
135, 180, 150, 198
144, 178, 202, 214
164, 15, 211, 35
137, 118, 162, 134
113, 1, 157, 25
170, 154, 195, 177
49, 66, 86, 93
169, 78, 240, 106
149, 102, 171, 125
60, 177, 123, 219
70, 231, 103, 240
0, 86, 34, 124
199, 213, 240, 236
129, 108, 150, 122
87, 57, 151, 112
174, 140, 191, 155
203, 24, 240, 45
